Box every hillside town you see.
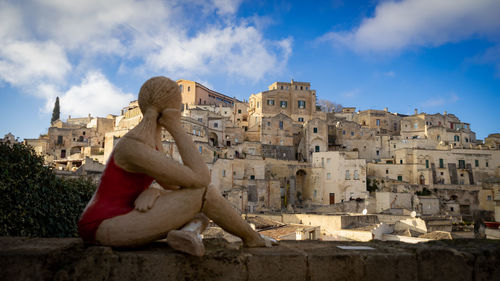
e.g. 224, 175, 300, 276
9, 79, 500, 242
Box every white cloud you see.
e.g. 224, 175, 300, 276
421, 93, 459, 107
341, 88, 361, 98
320, 0, 500, 52
0, 0, 290, 117
60, 71, 134, 117
0, 40, 71, 87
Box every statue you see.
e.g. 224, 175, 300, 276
78, 77, 275, 256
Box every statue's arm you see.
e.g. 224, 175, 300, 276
114, 137, 209, 189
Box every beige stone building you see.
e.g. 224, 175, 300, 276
177, 79, 235, 108
248, 80, 321, 126
311, 151, 367, 204
353, 108, 402, 135
368, 148, 500, 186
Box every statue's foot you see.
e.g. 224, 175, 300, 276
167, 230, 205, 256
244, 234, 278, 248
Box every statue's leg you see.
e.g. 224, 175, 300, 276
201, 184, 268, 247
95, 187, 205, 247
167, 213, 209, 256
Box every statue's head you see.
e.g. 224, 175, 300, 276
138, 76, 181, 115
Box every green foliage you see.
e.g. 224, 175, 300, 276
51, 97, 60, 124
366, 178, 379, 193
0, 143, 96, 237
416, 187, 432, 196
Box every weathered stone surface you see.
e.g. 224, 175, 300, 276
1, 237, 500, 281
418, 231, 452, 240
394, 218, 427, 236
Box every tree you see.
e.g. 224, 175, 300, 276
0, 143, 96, 237
317, 99, 343, 113
51, 97, 60, 124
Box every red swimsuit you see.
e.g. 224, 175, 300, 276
78, 155, 154, 242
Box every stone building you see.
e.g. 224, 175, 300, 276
353, 108, 402, 135
368, 148, 500, 186
311, 151, 367, 204
177, 79, 235, 108
248, 80, 321, 126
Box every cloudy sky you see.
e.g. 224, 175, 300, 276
1, 0, 499, 140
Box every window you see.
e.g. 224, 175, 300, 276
376, 150, 380, 156
475, 160, 479, 167
425, 159, 429, 169
298, 100, 306, 109
315, 145, 320, 152
222, 170, 226, 177
198, 118, 203, 122
454, 135, 460, 142
458, 160, 465, 169
313, 190, 317, 198
414, 123, 418, 129
82, 131, 85, 136
267, 121, 271, 126
267, 99, 275, 106
486, 161, 489, 167
298, 117, 304, 122
342, 130, 346, 135
257, 102, 260, 108
213, 122, 218, 128
326, 158, 331, 164
354, 170, 359, 180
238, 109, 242, 114
179, 85, 183, 92
376, 119, 380, 126
345, 170, 350, 180
280, 85, 283, 90
250, 175, 255, 180
279, 121, 283, 130
386, 169, 389, 174
235, 138, 238, 143
400, 159, 403, 164
192, 129, 196, 135
465, 137, 469, 143
280, 101, 287, 108
437, 135, 441, 141
300, 86, 303, 90
60, 149, 66, 158
351, 132, 354, 136
439, 158, 444, 168
487, 195, 492, 201
199, 146, 203, 153
313, 127, 318, 133
397, 175, 403, 181
327, 173, 331, 180
188, 86, 191, 92
57, 135, 63, 145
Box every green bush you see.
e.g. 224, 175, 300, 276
0, 143, 96, 237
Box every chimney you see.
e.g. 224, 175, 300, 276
384, 107, 388, 112
414, 108, 418, 115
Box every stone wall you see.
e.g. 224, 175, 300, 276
1, 237, 499, 281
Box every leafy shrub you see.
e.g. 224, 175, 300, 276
366, 178, 378, 193
0, 143, 96, 237
416, 187, 432, 196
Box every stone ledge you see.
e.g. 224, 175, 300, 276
1, 237, 499, 281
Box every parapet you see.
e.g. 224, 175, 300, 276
1, 237, 499, 281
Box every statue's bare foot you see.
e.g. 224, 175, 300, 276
244, 234, 278, 248
167, 230, 205, 256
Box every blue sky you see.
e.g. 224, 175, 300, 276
1, 0, 499, 140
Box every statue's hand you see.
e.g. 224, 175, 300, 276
134, 188, 161, 212
159, 108, 182, 132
